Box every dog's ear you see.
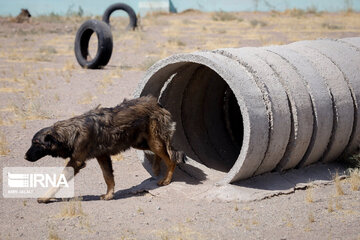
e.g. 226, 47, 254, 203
44, 134, 56, 148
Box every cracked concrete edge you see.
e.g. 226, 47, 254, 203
196, 162, 346, 202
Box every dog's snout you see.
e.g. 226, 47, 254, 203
24, 145, 44, 162
24, 151, 31, 161
24, 149, 32, 161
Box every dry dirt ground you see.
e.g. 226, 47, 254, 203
0, 10, 360, 240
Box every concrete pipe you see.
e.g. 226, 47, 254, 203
134, 37, 360, 184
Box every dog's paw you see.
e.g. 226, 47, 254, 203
157, 178, 171, 186
100, 193, 114, 200
37, 197, 51, 204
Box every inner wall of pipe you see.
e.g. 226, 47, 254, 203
143, 63, 243, 173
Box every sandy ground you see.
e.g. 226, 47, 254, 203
0, 10, 360, 239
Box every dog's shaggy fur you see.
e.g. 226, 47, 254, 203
14, 9, 31, 23
25, 96, 185, 203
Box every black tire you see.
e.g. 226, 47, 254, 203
74, 19, 113, 69
102, 3, 137, 30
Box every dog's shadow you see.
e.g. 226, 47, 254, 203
55, 163, 206, 203
81, 177, 160, 202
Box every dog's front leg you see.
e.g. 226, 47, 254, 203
96, 155, 115, 200
37, 159, 85, 203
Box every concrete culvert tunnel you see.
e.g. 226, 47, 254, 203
135, 37, 360, 184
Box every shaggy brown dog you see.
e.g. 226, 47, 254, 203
14, 9, 31, 23
25, 96, 185, 203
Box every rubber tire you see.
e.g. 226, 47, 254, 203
102, 3, 137, 30
74, 19, 113, 69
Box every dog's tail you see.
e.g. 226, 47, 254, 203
155, 104, 187, 164
167, 144, 187, 164
164, 123, 187, 164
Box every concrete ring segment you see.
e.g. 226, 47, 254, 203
265, 45, 334, 168
287, 41, 354, 163
297, 39, 360, 160
214, 48, 291, 175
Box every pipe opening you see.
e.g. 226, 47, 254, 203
141, 62, 243, 173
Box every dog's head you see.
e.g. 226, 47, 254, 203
25, 127, 60, 162
20, 9, 31, 18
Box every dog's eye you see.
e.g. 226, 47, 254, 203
32, 140, 42, 145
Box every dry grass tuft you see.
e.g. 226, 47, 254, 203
98, 74, 114, 93
348, 168, 360, 191
23, 78, 38, 99
250, 19, 267, 27
308, 211, 315, 223
48, 230, 61, 240
145, 11, 171, 18
156, 224, 202, 240
34, 46, 57, 62
137, 207, 145, 214
335, 197, 342, 210
167, 38, 186, 47
36, 13, 63, 23
39, 46, 57, 55
112, 154, 124, 161
305, 186, 314, 203
327, 198, 334, 213
63, 60, 76, 71
11, 101, 51, 122
334, 171, 344, 196
78, 92, 97, 105
60, 198, 85, 218
284, 8, 306, 18
321, 23, 343, 30
212, 11, 238, 21
139, 57, 160, 71
0, 131, 10, 156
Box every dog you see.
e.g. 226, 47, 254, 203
25, 96, 185, 203
14, 9, 31, 23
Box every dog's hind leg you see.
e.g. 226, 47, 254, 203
148, 139, 176, 186
96, 155, 115, 200
152, 155, 161, 177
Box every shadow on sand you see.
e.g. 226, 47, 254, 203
52, 162, 207, 203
